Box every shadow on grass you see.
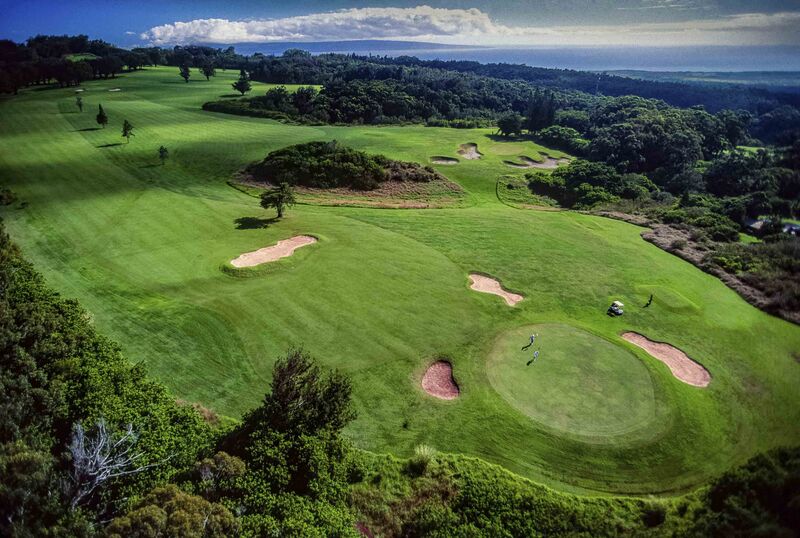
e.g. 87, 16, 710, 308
97, 142, 124, 148
235, 216, 277, 230
75, 127, 101, 132
220, 93, 246, 98
140, 163, 161, 169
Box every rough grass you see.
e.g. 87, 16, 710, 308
1, 66, 799, 496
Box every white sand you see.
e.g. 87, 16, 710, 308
231, 235, 317, 268
468, 273, 524, 306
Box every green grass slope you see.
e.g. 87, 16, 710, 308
1, 66, 799, 495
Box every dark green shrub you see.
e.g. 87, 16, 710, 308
248, 141, 440, 191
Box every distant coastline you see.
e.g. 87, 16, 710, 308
210, 42, 800, 73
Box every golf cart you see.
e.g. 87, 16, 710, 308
607, 300, 624, 317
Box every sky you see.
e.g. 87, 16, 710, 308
2, 0, 800, 48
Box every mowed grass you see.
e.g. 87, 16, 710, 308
1, 66, 799, 495
487, 324, 662, 439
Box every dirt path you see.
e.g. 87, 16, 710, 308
458, 143, 483, 160
468, 273, 524, 306
231, 235, 317, 267
421, 361, 459, 399
622, 332, 711, 387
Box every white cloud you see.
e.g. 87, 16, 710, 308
140, 6, 800, 47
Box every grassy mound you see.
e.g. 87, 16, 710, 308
247, 140, 443, 190
488, 324, 660, 439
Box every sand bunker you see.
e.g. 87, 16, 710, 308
231, 235, 317, 268
430, 156, 459, 165
458, 143, 483, 160
421, 360, 459, 400
468, 273, 524, 306
108, 88, 122, 92
622, 332, 711, 388
504, 156, 569, 169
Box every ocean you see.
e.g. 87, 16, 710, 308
241, 42, 800, 73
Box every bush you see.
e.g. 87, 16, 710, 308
0, 188, 16, 205
671, 239, 688, 251
535, 125, 588, 154
247, 140, 442, 191
526, 170, 567, 200
406, 444, 437, 477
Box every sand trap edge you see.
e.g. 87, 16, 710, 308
421, 360, 460, 400
621, 331, 711, 388
430, 156, 459, 165
468, 272, 524, 307
230, 235, 318, 268
457, 143, 483, 160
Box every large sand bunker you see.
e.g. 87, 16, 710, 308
231, 235, 317, 268
458, 143, 483, 160
504, 156, 569, 169
421, 360, 459, 400
430, 156, 459, 165
622, 332, 711, 388
468, 273, 524, 306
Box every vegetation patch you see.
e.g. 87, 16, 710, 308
496, 176, 560, 209
246, 140, 445, 191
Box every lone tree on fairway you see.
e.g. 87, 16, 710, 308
260, 182, 295, 218
232, 69, 251, 96
121, 120, 134, 143
96, 104, 108, 128
179, 64, 191, 83
158, 145, 169, 165
76, 95, 83, 112
200, 62, 216, 81
497, 113, 523, 137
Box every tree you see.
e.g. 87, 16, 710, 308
121, 119, 134, 143
525, 88, 557, 132
260, 182, 295, 218
199, 62, 215, 81
221, 349, 358, 499
106, 485, 237, 538
497, 113, 523, 137
232, 69, 251, 96
68, 420, 154, 509
717, 109, 752, 148
693, 447, 800, 537
179, 64, 190, 83
75, 95, 83, 112
96, 104, 108, 128
158, 145, 169, 165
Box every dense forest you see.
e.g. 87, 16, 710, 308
2, 222, 799, 537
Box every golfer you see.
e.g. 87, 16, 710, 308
521, 334, 538, 351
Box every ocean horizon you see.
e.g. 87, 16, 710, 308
231, 43, 800, 73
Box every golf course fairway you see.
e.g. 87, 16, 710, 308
1, 66, 799, 495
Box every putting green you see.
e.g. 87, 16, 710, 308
488, 324, 658, 439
